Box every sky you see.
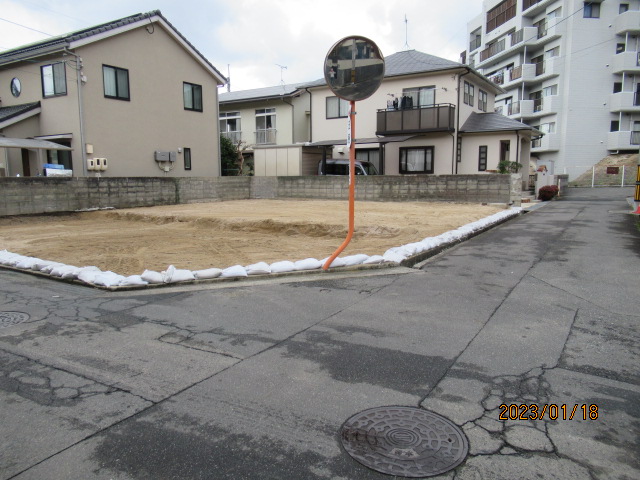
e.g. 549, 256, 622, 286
0, 0, 485, 92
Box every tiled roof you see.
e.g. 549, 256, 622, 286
460, 112, 538, 133
220, 84, 305, 103
0, 11, 225, 82
0, 102, 41, 123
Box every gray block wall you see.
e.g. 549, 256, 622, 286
0, 175, 519, 217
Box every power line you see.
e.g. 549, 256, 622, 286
0, 16, 54, 37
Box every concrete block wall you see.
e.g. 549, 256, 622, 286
0, 174, 519, 217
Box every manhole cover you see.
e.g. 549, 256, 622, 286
0, 312, 30, 328
340, 406, 468, 478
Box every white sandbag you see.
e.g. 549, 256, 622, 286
141, 269, 164, 284
220, 265, 248, 278
162, 265, 195, 283
3, 254, 26, 266
40, 262, 65, 274
382, 251, 406, 264
32, 259, 60, 271
119, 275, 149, 286
15, 257, 39, 269
245, 262, 271, 275
342, 254, 370, 266
50, 265, 81, 279
270, 261, 296, 273
321, 256, 347, 268
294, 258, 322, 271
363, 255, 385, 265
193, 268, 222, 280
93, 271, 125, 287
77, 268, 102, 284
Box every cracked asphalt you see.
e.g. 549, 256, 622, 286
0, 187, 638, 480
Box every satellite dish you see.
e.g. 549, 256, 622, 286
324, 36, 384, 102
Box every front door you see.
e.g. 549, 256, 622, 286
21, 148, 31, 176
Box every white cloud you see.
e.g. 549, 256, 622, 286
0, 0, 485, 91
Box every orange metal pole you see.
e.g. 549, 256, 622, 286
323, 100, 356, 270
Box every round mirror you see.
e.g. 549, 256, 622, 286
324, 36, 384, 101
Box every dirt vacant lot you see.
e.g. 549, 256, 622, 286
0, 200, 505, 276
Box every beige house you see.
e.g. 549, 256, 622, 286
304, 50, 538, 177
0, 11, 226, 178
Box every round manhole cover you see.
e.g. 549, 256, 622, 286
340, 406, 468, 478
0, 312, 30, 328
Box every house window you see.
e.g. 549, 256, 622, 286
470, 28, 482, 52
256, 108, 276, 144
478, 146, 488, 171
583, 2, 600, 18
478, 90, 488, 112
545, 46, 560, 59
464, 81, 475, 106
184, 147, 192, 170
540, 122, 556, 133
103, 65, 130, 100
616, 43, 626, 54
220, 112, 241, 142
41, 63, 67, 97
613, 82, 623, 93
326, 96, 349, 118
399, 147, 434, 174
403, 86, 436, 108
543, 84, 558, 97
486, 0, 516, 33
610, 120, 620, 132
183, 82, 203, 111
619, 3, 629, 14
548, 7, 562, 18
356, 148, 381, 174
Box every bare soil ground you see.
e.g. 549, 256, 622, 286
569, 154, 638, 187
0, 199, 505, 276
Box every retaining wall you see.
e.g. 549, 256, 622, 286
0, 174, 520, 216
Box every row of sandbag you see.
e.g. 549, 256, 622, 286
0, 208, 521, 288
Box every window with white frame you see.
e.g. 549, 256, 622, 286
478, 90, 488, 112
399, 147, 434, 174
103, 65, 130, 100
220, 112, 241, 142
326, 96, 349, 118
548, 7, 562, 18
41, 62, 67, 97
256, 108, 276, 144
545, 46, 560, 59
543, 84, 558, 96
183, 82, 203, 111
402, 86, 436, 108
464, 81, 475, 106
539, 122, 556, 133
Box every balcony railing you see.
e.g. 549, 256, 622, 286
480, 39, 506, 62
222, 131, 242, 143
255, 129, 277, 144
488, 72, 505, 85
523, 0, 544, 10
510, 29, 524, 47
535, 61, 545, 76
496, 102, 521, 116
376, 104, 455, 135
469, 37, 482, 52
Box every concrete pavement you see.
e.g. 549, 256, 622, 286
0, 187, 638, 479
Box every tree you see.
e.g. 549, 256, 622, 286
220, 135, 238, 176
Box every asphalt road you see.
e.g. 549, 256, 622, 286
0, 187, 638, 480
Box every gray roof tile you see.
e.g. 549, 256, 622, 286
0, 102, 40, 123
460, 112, 537, 133
219, 84, 304, 103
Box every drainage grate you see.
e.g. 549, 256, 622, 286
0, 312, 30, 329
340, 406, 468, 478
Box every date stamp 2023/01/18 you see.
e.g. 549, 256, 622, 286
499, 404, 599, 421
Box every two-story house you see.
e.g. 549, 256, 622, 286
218, 84, 311, 171
303, 49, 539, 177
0, 10, 226, 178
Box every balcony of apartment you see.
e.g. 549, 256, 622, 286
609, 91, 640, 112
255, 128, 277, 145
522, 0, 556, 18
221, 131, 242, 143
376, 104, 455, 136
531, 133, 560, 152
533, 18, 566, 47
607, 130, 640, 150
614, 10, 640, 35
612, 51, 640, 74
521, 95, 562, 119
477, 27, 538, 68
495, 100, 532, 119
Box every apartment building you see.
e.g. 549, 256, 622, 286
464, 0, 640, 179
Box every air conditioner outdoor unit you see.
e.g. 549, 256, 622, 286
154, 151, 177, 162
